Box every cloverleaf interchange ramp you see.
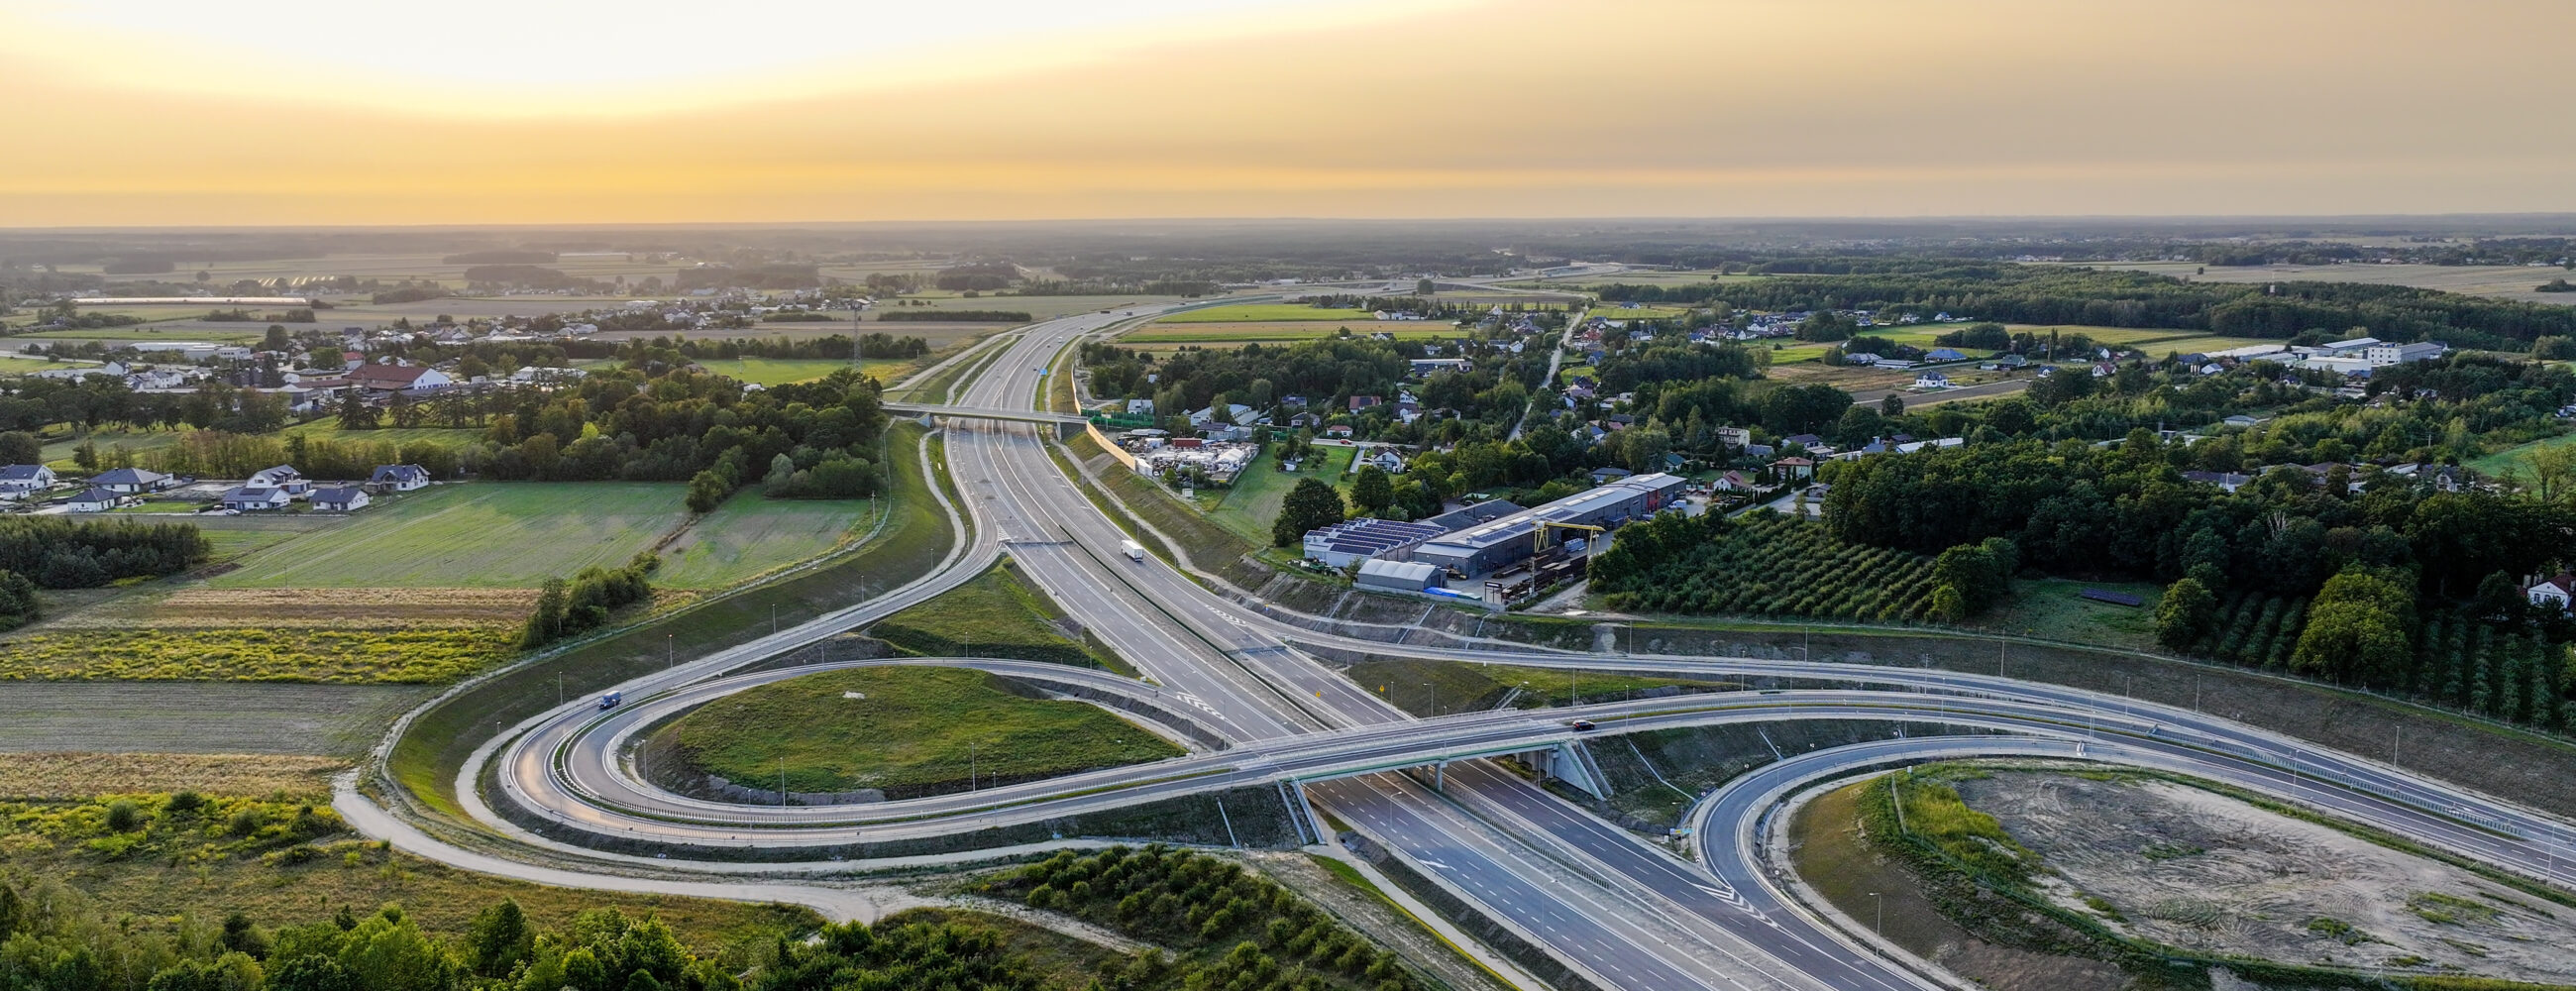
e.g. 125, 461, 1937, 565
352, 302, 2576, 991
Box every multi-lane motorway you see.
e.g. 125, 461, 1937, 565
357, 300, 2576, 991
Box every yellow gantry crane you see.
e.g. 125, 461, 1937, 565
1533, 519, 1605, 553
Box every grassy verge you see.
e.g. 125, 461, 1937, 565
385, 422, 957, 819
649, 666, 1182, 798
1342, 657, 1740, 717
869, 560, 1134, 674
0, 791, 818, 954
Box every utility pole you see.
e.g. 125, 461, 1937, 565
1870, 891, 1883, 935
1425, 682, 1437, 717
667, 633, 674, 670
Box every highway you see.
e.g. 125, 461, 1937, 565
367, 300, 2576, 991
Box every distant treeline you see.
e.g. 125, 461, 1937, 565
443, 250, 557, 265
878, 309, 1030, 323
1589, 260, 2576, 350
676, 264, 816, 291
461, 265, 603, 291
1008, 277, 1220, 296
0, 516, 209, 590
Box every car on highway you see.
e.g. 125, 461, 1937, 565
1568, 719, 1597, 731
597, 691, 622, 710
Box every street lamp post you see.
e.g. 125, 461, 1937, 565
1868, 891, 1882, 934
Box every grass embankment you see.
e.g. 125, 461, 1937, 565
870, 561, 1133, 674
653, 666, 1182, 797
985, 846, 1427, 991
1060, 430, 1269, 590
0, 791, 817, 954
385, 423, 956, 819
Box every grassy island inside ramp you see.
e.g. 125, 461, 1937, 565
651, 666, 1183, 798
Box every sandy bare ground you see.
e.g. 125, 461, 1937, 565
1959, 769, 2576, 984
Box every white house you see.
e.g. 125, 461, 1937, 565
248, 465, 309, 496
308, 486, 372, 512
1914, 371, 1951, 389
219, 486, 291, 511
0, 464, 55, 495
64, 487, 122, 512
370, 464, 431, 492
2528, 574, 2574, 613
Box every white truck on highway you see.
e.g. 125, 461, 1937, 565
1121, 539, 1145, 562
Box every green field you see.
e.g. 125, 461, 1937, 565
1970, 578, 2167, 652
869, 562, 1130, 672
2470, 428, 2576, 480
36, 426, 187, 468
652, 666, 1182, 796
210, 483, 690, 588
18, 326, 264, 342
277, 420, 484, 447
694, 356, 917, 386
1156, 303, 1380, 323
1594, 305, 1692, 320
1120, 322, 1457, 346
0, 354, 83, 374
658, 490, 872, 589
1203, 444, 1356, 546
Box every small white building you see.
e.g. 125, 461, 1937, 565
370, 464, 431, 492
309, 486, 372, 512
2529, 574, 2574, 613
63, 487, 122, 512
249, 465, 309, 496
219, 486, 291, 511
1914, 371, 1951, 389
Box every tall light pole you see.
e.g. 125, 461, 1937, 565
1869, 891, 1882, 934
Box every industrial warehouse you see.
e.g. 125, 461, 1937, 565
1300, 473, 1688, 593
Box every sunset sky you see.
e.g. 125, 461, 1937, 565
4, 0, 2572, 226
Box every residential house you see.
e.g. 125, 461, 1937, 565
370, 464, 432, 492
1780, 434, 1824, 449
2528, 574, 2574, 613
1, 464, 57, 496
90, 467, 172, 494
1842, 352, 1883, 366
1287, 412, 1325, 429
1914, 371, 1951, 389
309, 487, 372, 511
1360, 449, 1407, 474
1125, 398, 1155, 416
1348, 395, 1383, 412
249, 465, 310, 496
219, 486, 291, 511
1713, 471, 1761, 493
1714, 426, 1753, 449
1323, 424, 1354, 439
348, 363, 454, 392
1775, 456, 1816, 480
1926, 348, 1968, 362
63, 487, 122, 512
1588, 466, 1635, 485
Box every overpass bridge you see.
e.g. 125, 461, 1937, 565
884, 401, 1091, 430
